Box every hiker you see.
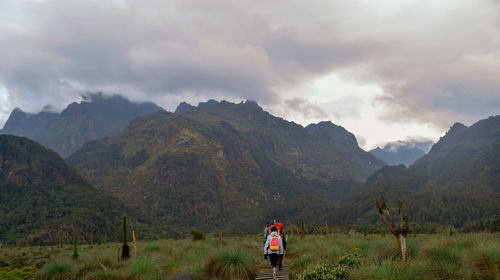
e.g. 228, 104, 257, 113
263, 220, 273, 243
264, 226, 283, 279
274, 222, 286, 270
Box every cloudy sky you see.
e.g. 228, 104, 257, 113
1, 0, 499, 149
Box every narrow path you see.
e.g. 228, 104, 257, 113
256, 265, 289, 280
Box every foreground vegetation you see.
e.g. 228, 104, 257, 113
287, 232, 500, 280
0, 232, 499, 279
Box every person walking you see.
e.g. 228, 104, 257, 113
264, 226, 283, 279
274, 222, 286, 270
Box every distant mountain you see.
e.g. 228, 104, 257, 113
67, 100, 384, 232
0, 93, 163, 157
0, 107, 59, 139
334, 115, 500, 229
369, 140, 434, 167
306, 121, 383, 180
174, 102, 196, 114
0, 135, 134, 245
174, 99, 219, 114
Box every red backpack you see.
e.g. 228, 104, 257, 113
269, 223, 283, 236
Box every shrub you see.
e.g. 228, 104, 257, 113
205, 248, 258, 280
299, 264, 348, 280
338, 255, 361, 268
191, 229, 206, 240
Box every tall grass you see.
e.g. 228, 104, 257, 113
205, 248, 258, 280
286, 232, 500, 280
0, 232, 499, 279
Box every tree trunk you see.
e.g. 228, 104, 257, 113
398, 234, 407, 261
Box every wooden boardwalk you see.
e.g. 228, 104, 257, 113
256, 265, 289, 280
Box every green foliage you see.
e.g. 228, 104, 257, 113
66, 101, 384, 234
335, 116, 500, 229
0, 233, 499, 280
298, 264, 348, 280
205, 248, 258, 280
0, 135, 127, 246
287, 232, 500, 279
338, 255, 361, 268
191, 229, 206, 240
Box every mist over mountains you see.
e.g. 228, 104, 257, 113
0, 93, 162, 157
369, 140, 434, 167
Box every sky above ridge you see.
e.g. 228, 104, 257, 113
1, 0, 499, 149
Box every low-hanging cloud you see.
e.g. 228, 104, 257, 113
0, 0, 499, 130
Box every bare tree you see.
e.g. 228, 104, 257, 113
375, 193, 411, 261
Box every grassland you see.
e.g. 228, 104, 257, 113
0, 232, 499, 279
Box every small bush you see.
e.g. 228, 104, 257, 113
338, 255, 361, 268
191, 229, 206, 240
299, 264, 348, 280
205, 248, 258, 280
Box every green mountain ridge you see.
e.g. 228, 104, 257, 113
67, 100, 385, 232
333, 115, 500, 229
0, 135, 141, 245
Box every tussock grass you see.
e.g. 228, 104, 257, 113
205, 248, 258, 280
39, 262, 72, 279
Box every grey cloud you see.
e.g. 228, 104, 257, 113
0, 0, 499, 130
284, 98, 328, 119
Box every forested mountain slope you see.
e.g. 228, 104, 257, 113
334, 115, 500, 228
67, 101, 384, 232
0, 135, 134, 245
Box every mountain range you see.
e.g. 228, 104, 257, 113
334, 116, 500, 229
66, 100, 385, 232
369, 140, 434, 167
0, 93, 162, 157
1, 94, 498, 244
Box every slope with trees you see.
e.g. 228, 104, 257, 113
0, 135, 139, 245
334, 115, 500, 229
67, 100, 385, 232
